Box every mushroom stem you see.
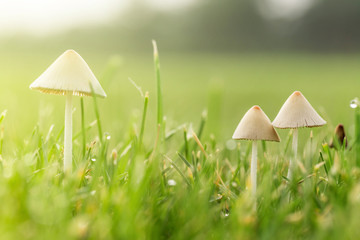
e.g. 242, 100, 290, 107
287, 128, 298, 180
251, 140, 257, 197
64, 92, 73, 173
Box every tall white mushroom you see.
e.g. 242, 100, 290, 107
30, 50, 107, 173
233, 106, 280, 196
272, 91, 326, 180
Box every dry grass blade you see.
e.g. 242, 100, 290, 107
192, 131, 208, 158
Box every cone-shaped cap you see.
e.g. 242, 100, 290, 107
30, 50, 106, 98
272, 91, 326, 129
232, 106, 280, 142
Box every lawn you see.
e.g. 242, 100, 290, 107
0, 47, 359, 239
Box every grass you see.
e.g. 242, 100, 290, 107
0, 46, 360, 239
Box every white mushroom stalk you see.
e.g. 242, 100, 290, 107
64, 93, 72, 172
288, 128, 298, 180
251, 141, 257, 196
232, 105, 280, 197
273, 91, 326, 180
29, 50, 107, 173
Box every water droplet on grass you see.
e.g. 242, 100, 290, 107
105, 132, 111, 140
167, 179, 176, 186
350, 98, 359, 108
91, 158, 96, 162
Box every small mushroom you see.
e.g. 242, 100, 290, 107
329, 124, 347, 149
30, 50, 107, 173
232, 106, 280, 196
272, 91, 326, 180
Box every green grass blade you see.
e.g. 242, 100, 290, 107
152, 40, 163, 130
0, 110, 6, 155
319, 152, 329, 176
80, 97, 86, 158
90, 83, 103, 144
139, 92, 149, 150
183, 127, 189, 159
0, 110, 7, 125
355, 107, 360, 166
177, 151, 192, 169
193, 111, 207, 150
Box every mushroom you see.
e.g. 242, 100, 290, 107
232, 106, 280, 196
272, 91, 326, 180
30, 50, 107, 173
329, 124, 347, 149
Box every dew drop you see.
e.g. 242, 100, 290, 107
104, 132, 111, 140
350, 98, 359, 109
91, 158, 96, 162
167, 179, 177, 186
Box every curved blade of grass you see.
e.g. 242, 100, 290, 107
165, 124, 186, 140
192, 131, 208, 159
128, 77, 144, 98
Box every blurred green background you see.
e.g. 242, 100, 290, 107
0, 0, 359, 151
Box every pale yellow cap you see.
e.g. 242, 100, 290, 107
272, 91, 326, 129
30, 50, 107, 98
232, 106, 280, 142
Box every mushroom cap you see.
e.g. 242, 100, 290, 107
272, 91, 326, 129
30, 50, 107, 98
232, 106, 280, 142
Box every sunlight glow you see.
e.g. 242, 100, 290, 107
0, 0, 198, 36
0, 0, 128, 35
256, 0, 315, 19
